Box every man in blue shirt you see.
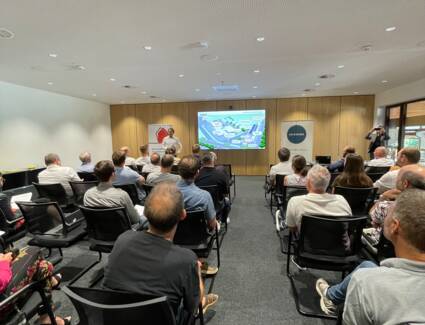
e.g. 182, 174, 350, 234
327, 145, 355, 173
77, 151, 95, 173
112, 151, 145, 201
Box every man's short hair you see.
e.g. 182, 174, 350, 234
44, 153, 60, 165
161, 154, 175, 168
144, 182, 184, 233
150, 153, 160, 165
178, 156, 199, 179
400, 147, 420, 164
277, 147, 290, 162
342, 146, 356, 157
201, 153, 214, 166
139, 144, 148, 154
165, 146, 176, 156
192, 144, 201, 154
94, 160, 114, 182
375, 146, 387, 157
307, 164, 331, 192
112, 151, 126, 166
79, 151, 91, 163
392, 188, 425, 252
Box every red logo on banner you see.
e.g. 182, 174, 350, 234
156, 128, 168, 143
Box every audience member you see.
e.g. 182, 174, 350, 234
366, 146, 394, 167
284, 155, 309, 186
165, 146, 180, 165
146, 154, 181, 185
365, 126, 390, 160
162, 127, 182, 153
141, 152, 161, 173
120, 146, 136, 168
0, 173, 15, 221
332, 154, 373, 188
77, 151, 94, 173
269, 147, 292, 183
192, 144, 201, 160
316, 188, 425, 324
327, 146, 356, 173
103, 182, 218, 320
38, 153, 81, 197
373, 147, 420, 193
135, 144, 150, 166
195, 153, 231, 223
112, 151, 145, 201
84, 160, 145, 224
286, 165, 352, 231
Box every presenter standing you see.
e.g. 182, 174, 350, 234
365, 125, 389, 160
162, 127, 182, 153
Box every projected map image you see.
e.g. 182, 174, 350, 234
198, 110, 266, 150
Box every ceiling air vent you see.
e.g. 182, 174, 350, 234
213, 84, 239, 92
0, 28, 14, 39
304, 88, 314, 92
122, 85, 136, 89
319, 74, 335, 79
150, 95, 159, 99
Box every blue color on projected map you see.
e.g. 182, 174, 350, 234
198, 110, 266, 150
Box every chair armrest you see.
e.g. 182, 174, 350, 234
5, 216, 24, 226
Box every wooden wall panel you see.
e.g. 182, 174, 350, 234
135, 103, 162, 153
160, 102, 189, 156
110, 104, 137, 156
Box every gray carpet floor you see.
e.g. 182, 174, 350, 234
23, 176, 338, 324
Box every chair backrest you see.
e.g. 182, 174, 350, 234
366, 172, 386, 182
299, 215, 367, 258
365, 166, 391, 174
198, 185, 220, 210
218, 164, 232, 177
33, 182, 68, 206
77, 172, 98, 182
334, 186, 377, 215
170, 165, 179, 175
315, 155, 331, 164
329, 172, 340, 189
70, 181, 99, 205
62, 286, 176, 325
174, 210, 209, 245
285, 185, 308, 202
142, 184, 154, 197
16, 201, 65, 235
141, 172, 150, 180
274, 174, 286, 195
79, 206, 132, 244
113, 184, 141, 205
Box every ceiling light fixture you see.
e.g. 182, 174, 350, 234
252, 95, 257, 98
162, 99, 167, 102
385, 26, 396, 32
253, 86, 258, 89
315, 82, 321, 86
120, 101, 125, 104
256, 36, 265, 42
143, 45, 152, 50
110, 78, 116, 82
337, 65, 345, 69
49, 53, 58, 58
178, 74, 184, 78
301, 93, 306, 97
382, 80, 388, 83
253, 69, 260, 73
141, 91, 147, 94
92, 93, 97, 97
47, 82, 53, 86
353, 91, 359, 94
195, 88, 200, 92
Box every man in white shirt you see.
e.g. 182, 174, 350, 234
374, 147, 420, 193
141, 153, 161, 174
38, 153, 81, 197
162, 128, 182, 154
120, 146, 137, 168
269, 147, 293, 183
366, 146, 394, 167
286, 164, 352, 231
146, 154, 181, 185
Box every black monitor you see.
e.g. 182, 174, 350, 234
2, 171, 27, 190
315, 155, 331, 165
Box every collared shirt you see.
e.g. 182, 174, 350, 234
176, 180, 215, 221
370, 200, 394, 227
83, 182, 141, 224
162, 136, 182, 153
327, 158, 345, 173
135, 156, 150, 166
38, 164, 81, 197
125, 156, 136, 167
344, 258, 425, 324
367, 157, 394, 167
146, 172, 180, 185
269, 161, 293, 182
77, 163, 94, 173
373, 170, 399, 193
286, 193, 352, 229
141, 164, 161, 174
113, 166, 144, 201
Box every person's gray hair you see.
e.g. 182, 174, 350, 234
392, 188, 425, 252
307, 164, 331, 192
79, 151, 91, 163
44, 153, 60, 165
209, 151, 217, 162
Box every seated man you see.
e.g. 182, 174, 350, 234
77, 151, 94, 173
120, 146, 136, 168
38, 153, 81, 197
135, 144, 150, 166
146, 154, 181, 185
195, 153, 230, 223
269, 147, 292, 184
112, 151, 145, 201
192, 144, 201, 161
315, 188, 425, 324
165, 146, 180, 165
365, 146, 394, 169
327, 145, 355, 173
286, 165, 352, 231
103, 182, 218, 319
141, 152, 161, 173
373, 147, 420, 193
0, 172, 15, 221
84, 160, 145, 225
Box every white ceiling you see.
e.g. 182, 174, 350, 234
1, 0, 425, 104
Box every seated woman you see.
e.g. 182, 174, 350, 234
284, 155, 308, 186
332, 154, 373, 189
0, 247, 70, 325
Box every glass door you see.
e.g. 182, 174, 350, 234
405, 100, 425, 164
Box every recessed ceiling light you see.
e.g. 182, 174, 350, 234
162, 99, 167, 102
252, 95, 257, 98
216, 72, 221, 76
92, 93, 97, 97
337, 65, 345, 69
178, 74, 184, 78
143, 45, 152, 50
49, 53, 58, 58
253, 86, 258, 89
120, 100, 125, 104
47, 82, 53, 86
301, 93, 306, 97
253, 69, 260, 73
315, 82, 321, 86
256, 36, 265, 42
385, 26, 396, 32
141, 91, 147, 94
110, 78, 116, 82
76, 65, 86, 71
382, 80, 388, 83
353, 91, 359, 94
195, 88, 200, 92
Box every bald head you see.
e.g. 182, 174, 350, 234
150, 153, 160, 165
144, 182, 184, 233
374, 146, 387, 159
396, 164, 425, 191
396, 147, 421, 167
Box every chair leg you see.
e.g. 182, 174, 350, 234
198, 303, 205, 325
37, 286, 57, 325
233, 175, 236, 198
215, 229, 221, 269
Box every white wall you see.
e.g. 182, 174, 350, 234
0, 81, 112, 171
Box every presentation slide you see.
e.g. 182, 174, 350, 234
198, 109, 266, 150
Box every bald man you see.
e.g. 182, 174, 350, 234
366, 146, 394, 167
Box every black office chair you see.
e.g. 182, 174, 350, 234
218, 164, 236, 202
70, 180, 99, 205
287, 215, 367, 319
32, 182, 75, 211
142, 183, 154, 197
198, 184, 229, 234
77, 172, 98, 182
365, 166, 391, 174
334, 186, 377, 216
328, 172, 340, 192
62, 286, 178, 325
0, 209, 26, 246
171, 165, 179, 175
366, 172, 386, 182
113, 184, 141, 205
16, 201, 87, 264
315, 155, 331, 164
270, 174, 286, 215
